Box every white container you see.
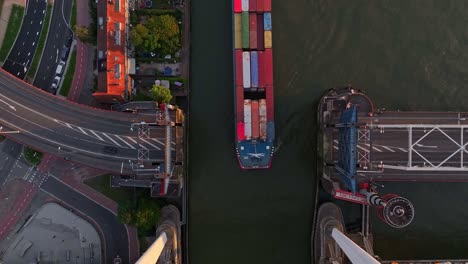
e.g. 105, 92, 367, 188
242, 52, 251, 88
244, 99, 252, 140
241, 0, 249, 12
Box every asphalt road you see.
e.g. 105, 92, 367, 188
2, 0, 47, 79
33, 0, 73, 92
0, 69, 174, 175
41, 176, 129, 263
0, 140, 22, 185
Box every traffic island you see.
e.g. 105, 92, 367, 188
23, 147, 43, 166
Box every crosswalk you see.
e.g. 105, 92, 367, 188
55, 120, 175, 151
333, 140, 407, 153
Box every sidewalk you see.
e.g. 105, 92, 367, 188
0, 0, 25, 50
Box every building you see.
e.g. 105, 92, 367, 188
94, 0, 133, 103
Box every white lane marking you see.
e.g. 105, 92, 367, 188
151, 138, 165, 146
102, 133, 122, 146
380, 146, 395, 152
115, 135, 136, 149
64, 123, 72, 129
333, 139, 339, 144
139, 144, 148, 150
398, 148, 408, 152
365, 143, 382, 152
357, 145, 369, 152
171, 141, 176, 145
90, 130, 104, 141
140, 138, 161, 150
126, 137, 137, 144
333, 146, 339, 150
77, 126, 89, 135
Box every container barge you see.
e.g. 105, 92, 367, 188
233, 0, 275, 169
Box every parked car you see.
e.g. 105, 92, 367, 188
61, 47, 70, 60
55, 60, 66, 75
103, 146, 118, 154
65, 35, 73, 48
50, 76, 61, 92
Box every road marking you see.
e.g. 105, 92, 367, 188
398, 148, 408, 152
77, 126, 89, 135
140, 138, 161, 150
102, 133, 122, 147
126, 136, 137, 144
380, 146, 395, 152
90, 130, 104, 141
151, 138, 165, 146
357, 145, 369, 152
115, 135, 136, 149
139, 144, 148, 150
365, 143, 382, 152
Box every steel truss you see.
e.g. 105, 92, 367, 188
372, 124, 468, 171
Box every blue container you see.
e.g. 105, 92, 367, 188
250, 51, 259, 87
264, 13, 272, 31
267, 121, 275, 141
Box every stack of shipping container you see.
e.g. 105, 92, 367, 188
234, 0, 274, 142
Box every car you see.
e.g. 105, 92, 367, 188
66, 35, 73, 48
55, 60, 66, 75
61, 47, 70, 60
103, 146, 118, 154
50, 76, 61, 92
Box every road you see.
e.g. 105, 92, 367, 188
0, 69, 175, 175
2, 0, 47, 79
0, 140, 22, 185
33, 0, 73, 92
41, 176, 129, 263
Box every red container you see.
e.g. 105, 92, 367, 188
234, 0, 242, 12
237, 122, 245, 141
249, 0, 256, 12
257, 51, 265, 87
251, 100, 260, 138
257, 14, 264, 50
236, 85, 244, 122
249, 13, 257, 31
264, 48, 273, 86
235, 50, 243, 86
249, 31, 257, 50
266, 86, 274, 121
264, 0, 271, 11
257, 0, 263, 12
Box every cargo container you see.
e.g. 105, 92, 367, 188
234, 0, 242, 12
257, 14, 264, 50
266, 121, 274, 141
237, 122, 245, 141
250, 51, 259, 87
264, 0, 271, 11
236, 85, 244, 121
234, 14, 242, 49
242, 51, 251, 88
264, 13, 272, 30
257, 51, 265, 87
249, 31, 257, 50
249, 14, 257, 49
251, 100, 259, 138
235, 50, 243, 86
241, 0, 249, 11
264, 48, 273, 86
256, 0, 263, 12
266, 85, 274, 120
259, 99, 267, 139
241, 12, 249, 49
244, 100, 252, 140
264, 30, 272, 48
249, 0, 256, 12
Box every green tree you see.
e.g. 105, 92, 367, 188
118, 199, 135, 225
130, 14, 180, 55
134, 198, 160, 233
151, 85, 172, 103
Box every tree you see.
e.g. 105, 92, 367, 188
118, 199, 135, 225
151, 85, 172, 103
130, 14, 180, 55
75, 25, 92, 43
134, 198, 160, 233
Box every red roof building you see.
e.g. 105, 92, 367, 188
94, 0, 131, 103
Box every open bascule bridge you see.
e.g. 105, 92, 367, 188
315, 86, 468, 263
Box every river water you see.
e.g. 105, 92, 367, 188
189, 0, 468, 262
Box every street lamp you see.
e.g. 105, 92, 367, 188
0, 126, 19, 134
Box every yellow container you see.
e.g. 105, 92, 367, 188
264, 30, 272, 48
234, 13, 242, 49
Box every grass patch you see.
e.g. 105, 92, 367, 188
84, 174, 136, 204
27, 4, 52, 79
71, 0, 77, 28
131, 92, 154, 101
0, 5, 24, 62
59, 49, 77, 96
23, 147, 43, 166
